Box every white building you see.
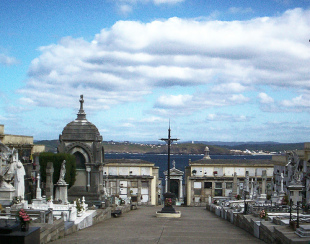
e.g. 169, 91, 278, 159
102, 159, 160, 205
185, 147, 274, 206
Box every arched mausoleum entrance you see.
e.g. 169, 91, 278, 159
74, 151, 86, 169
170, 180, 179, 198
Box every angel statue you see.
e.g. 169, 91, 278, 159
0, 143, 15, 188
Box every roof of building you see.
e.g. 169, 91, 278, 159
189, 158, 273, 166
60, 95, 101, 141
104, 158, 155, 166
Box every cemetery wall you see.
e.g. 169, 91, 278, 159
206, 204, 310, 244
37, 218, 65, 244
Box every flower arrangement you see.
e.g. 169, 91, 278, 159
165, 198, 172, 207
13, 196, 21, 204
18, 209, 31, 230
212, 199, 217, 204
235, 194, 241, 200
76, 198, 84, 213
260, 209, 267, 220
281, 195, 289, 205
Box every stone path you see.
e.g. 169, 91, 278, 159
51, 206, 264, 244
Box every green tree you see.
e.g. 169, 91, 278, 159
39, 152, 76, 188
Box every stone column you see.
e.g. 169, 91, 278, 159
138, 179, 142, 204
232, 172, 238, 198
46, 162, 54, 201
245, 171, 249, 193
86, 167, 91, 191
250, 178, 254, 199
36, 173, 42, 199
262, 170, 267, 195
179, 179, 183, 200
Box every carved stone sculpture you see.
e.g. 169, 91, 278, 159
57, 160, 66, 185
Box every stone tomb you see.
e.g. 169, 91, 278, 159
296, 225, 310, 238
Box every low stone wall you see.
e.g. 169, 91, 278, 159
33, 204, 131, 244
207, 204, 310, 244
33, 218, 65, 244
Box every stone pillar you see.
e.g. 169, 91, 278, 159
262, 170, 267, 195
165, 176, 168, 193
46, 162, 54, 201
232, 172, 238, 198
280, 173, 285, 193
86, 167, 91, 192
258, 170, 267, 201
245, 171, 249, 193
250, 178, 254, 199
179, 179, 183, 200
36, 173, 42, 199
138, 179, 142, 204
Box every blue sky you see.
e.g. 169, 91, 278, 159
1, 0, 310, 143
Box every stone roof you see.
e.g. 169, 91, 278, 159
60, 95, 102, 142
190, 158, 273, 166
104, 158, 155, 166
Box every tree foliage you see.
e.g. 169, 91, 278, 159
39, 152, 76, 188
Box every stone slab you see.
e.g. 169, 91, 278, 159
156, 211, 181, 218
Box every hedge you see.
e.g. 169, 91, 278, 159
39, 152, 76, 188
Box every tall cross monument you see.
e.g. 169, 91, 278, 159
160, 123, 179, 193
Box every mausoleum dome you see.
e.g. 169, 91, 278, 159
59, 95, 102, 142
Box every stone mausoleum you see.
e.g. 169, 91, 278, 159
58, 95, 105, 202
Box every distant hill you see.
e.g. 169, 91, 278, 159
34, 140, 305, 154
221, 143, 304, 152
34, 140, 230, 154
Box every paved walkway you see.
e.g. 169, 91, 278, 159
52, 206, 264, 244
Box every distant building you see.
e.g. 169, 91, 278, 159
163, 160, 184, 204
102, 159, 160, 205
0, 124, 45, 162
185, 148, 274, 206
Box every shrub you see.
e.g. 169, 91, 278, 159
39, 152, 76, 188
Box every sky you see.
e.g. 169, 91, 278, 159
0, 0, 310, 143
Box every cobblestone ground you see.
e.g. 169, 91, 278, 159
51, 206, 264, 244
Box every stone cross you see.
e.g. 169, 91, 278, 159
79, 95, 84, 111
